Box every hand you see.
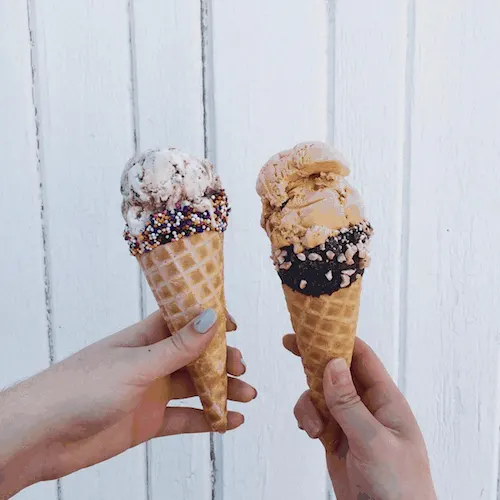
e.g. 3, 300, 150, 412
284, 335, 436, 500
0, 310, 255, 497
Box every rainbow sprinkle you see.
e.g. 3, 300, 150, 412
124, 190, 231, 256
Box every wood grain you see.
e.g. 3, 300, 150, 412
30, 1, 145, 499
211, 1, 329, 498
404, 1, 500, 498
131, 1, 212, 498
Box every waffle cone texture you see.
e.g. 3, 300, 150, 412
137, 232, 228, 432
283, 278, 362, 452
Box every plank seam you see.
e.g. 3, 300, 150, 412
26, 0, 53, 367
26, 0, 61, 498
326, 2, 336, 498
200, 1, 223, 499
127, 2, 150, 500
126, 0, 146, 325
493, 341, 500, 499
201, 0, 216, 162
495, 344, 500, 499
126, 2, 146, 322
128, 0, 140, 156
397, 0, 416, 394
145, 441, 152, 500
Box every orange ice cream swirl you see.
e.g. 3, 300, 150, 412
257, 142, 367, 254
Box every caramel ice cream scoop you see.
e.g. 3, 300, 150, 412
257, 142, 365, 254
257, 141, 372, 297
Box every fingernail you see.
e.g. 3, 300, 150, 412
240, 357, 246, 370
328, 358, 348, 383
194, 309, 217, 333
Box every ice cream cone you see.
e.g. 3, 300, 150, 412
283, 277, 362, 452
137, 231, 228, 432
256, 142, 372, 453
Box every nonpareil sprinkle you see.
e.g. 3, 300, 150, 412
124, 190, 230, 256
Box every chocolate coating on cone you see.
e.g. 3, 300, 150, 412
275, 222, 372, 296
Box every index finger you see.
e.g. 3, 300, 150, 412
111, 309, 237, 349
351, 338, 398, 391
352, 338, 418, 435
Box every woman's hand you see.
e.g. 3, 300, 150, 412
0, 310, 255, 497
284, 335, 436, 500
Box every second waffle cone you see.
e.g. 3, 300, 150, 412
138, 232, 228, 432
283, 278, 362, 452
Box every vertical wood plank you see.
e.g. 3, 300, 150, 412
405, 1, 500, 498
211, 2, 329, 498
0, 0, 48, 391
0, 2, 57, 499
32, 1, 146, 499
131, 0, 205, 152
332, 1, 408, 378
131, 1, 212, 499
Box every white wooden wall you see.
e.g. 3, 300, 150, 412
1, 1, 499, 499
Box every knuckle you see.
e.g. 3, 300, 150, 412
170, 332, 190, 355
333, 387, 361, 410
134, 329, 150, 346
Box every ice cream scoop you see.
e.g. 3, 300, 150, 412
121, 148, 229, 257
121, 147, 230, 432
257, 142, 366, 253
121, 148, 222, 237
257, 142, 372, 296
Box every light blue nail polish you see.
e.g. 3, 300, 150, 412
241, 357, 246, 369
194, 309, 217, 333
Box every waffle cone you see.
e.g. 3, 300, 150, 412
137, 232, 228, 432
283, 278, 362, 452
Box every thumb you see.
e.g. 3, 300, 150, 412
138, 309, 219, 380
324, 358, 384, 452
